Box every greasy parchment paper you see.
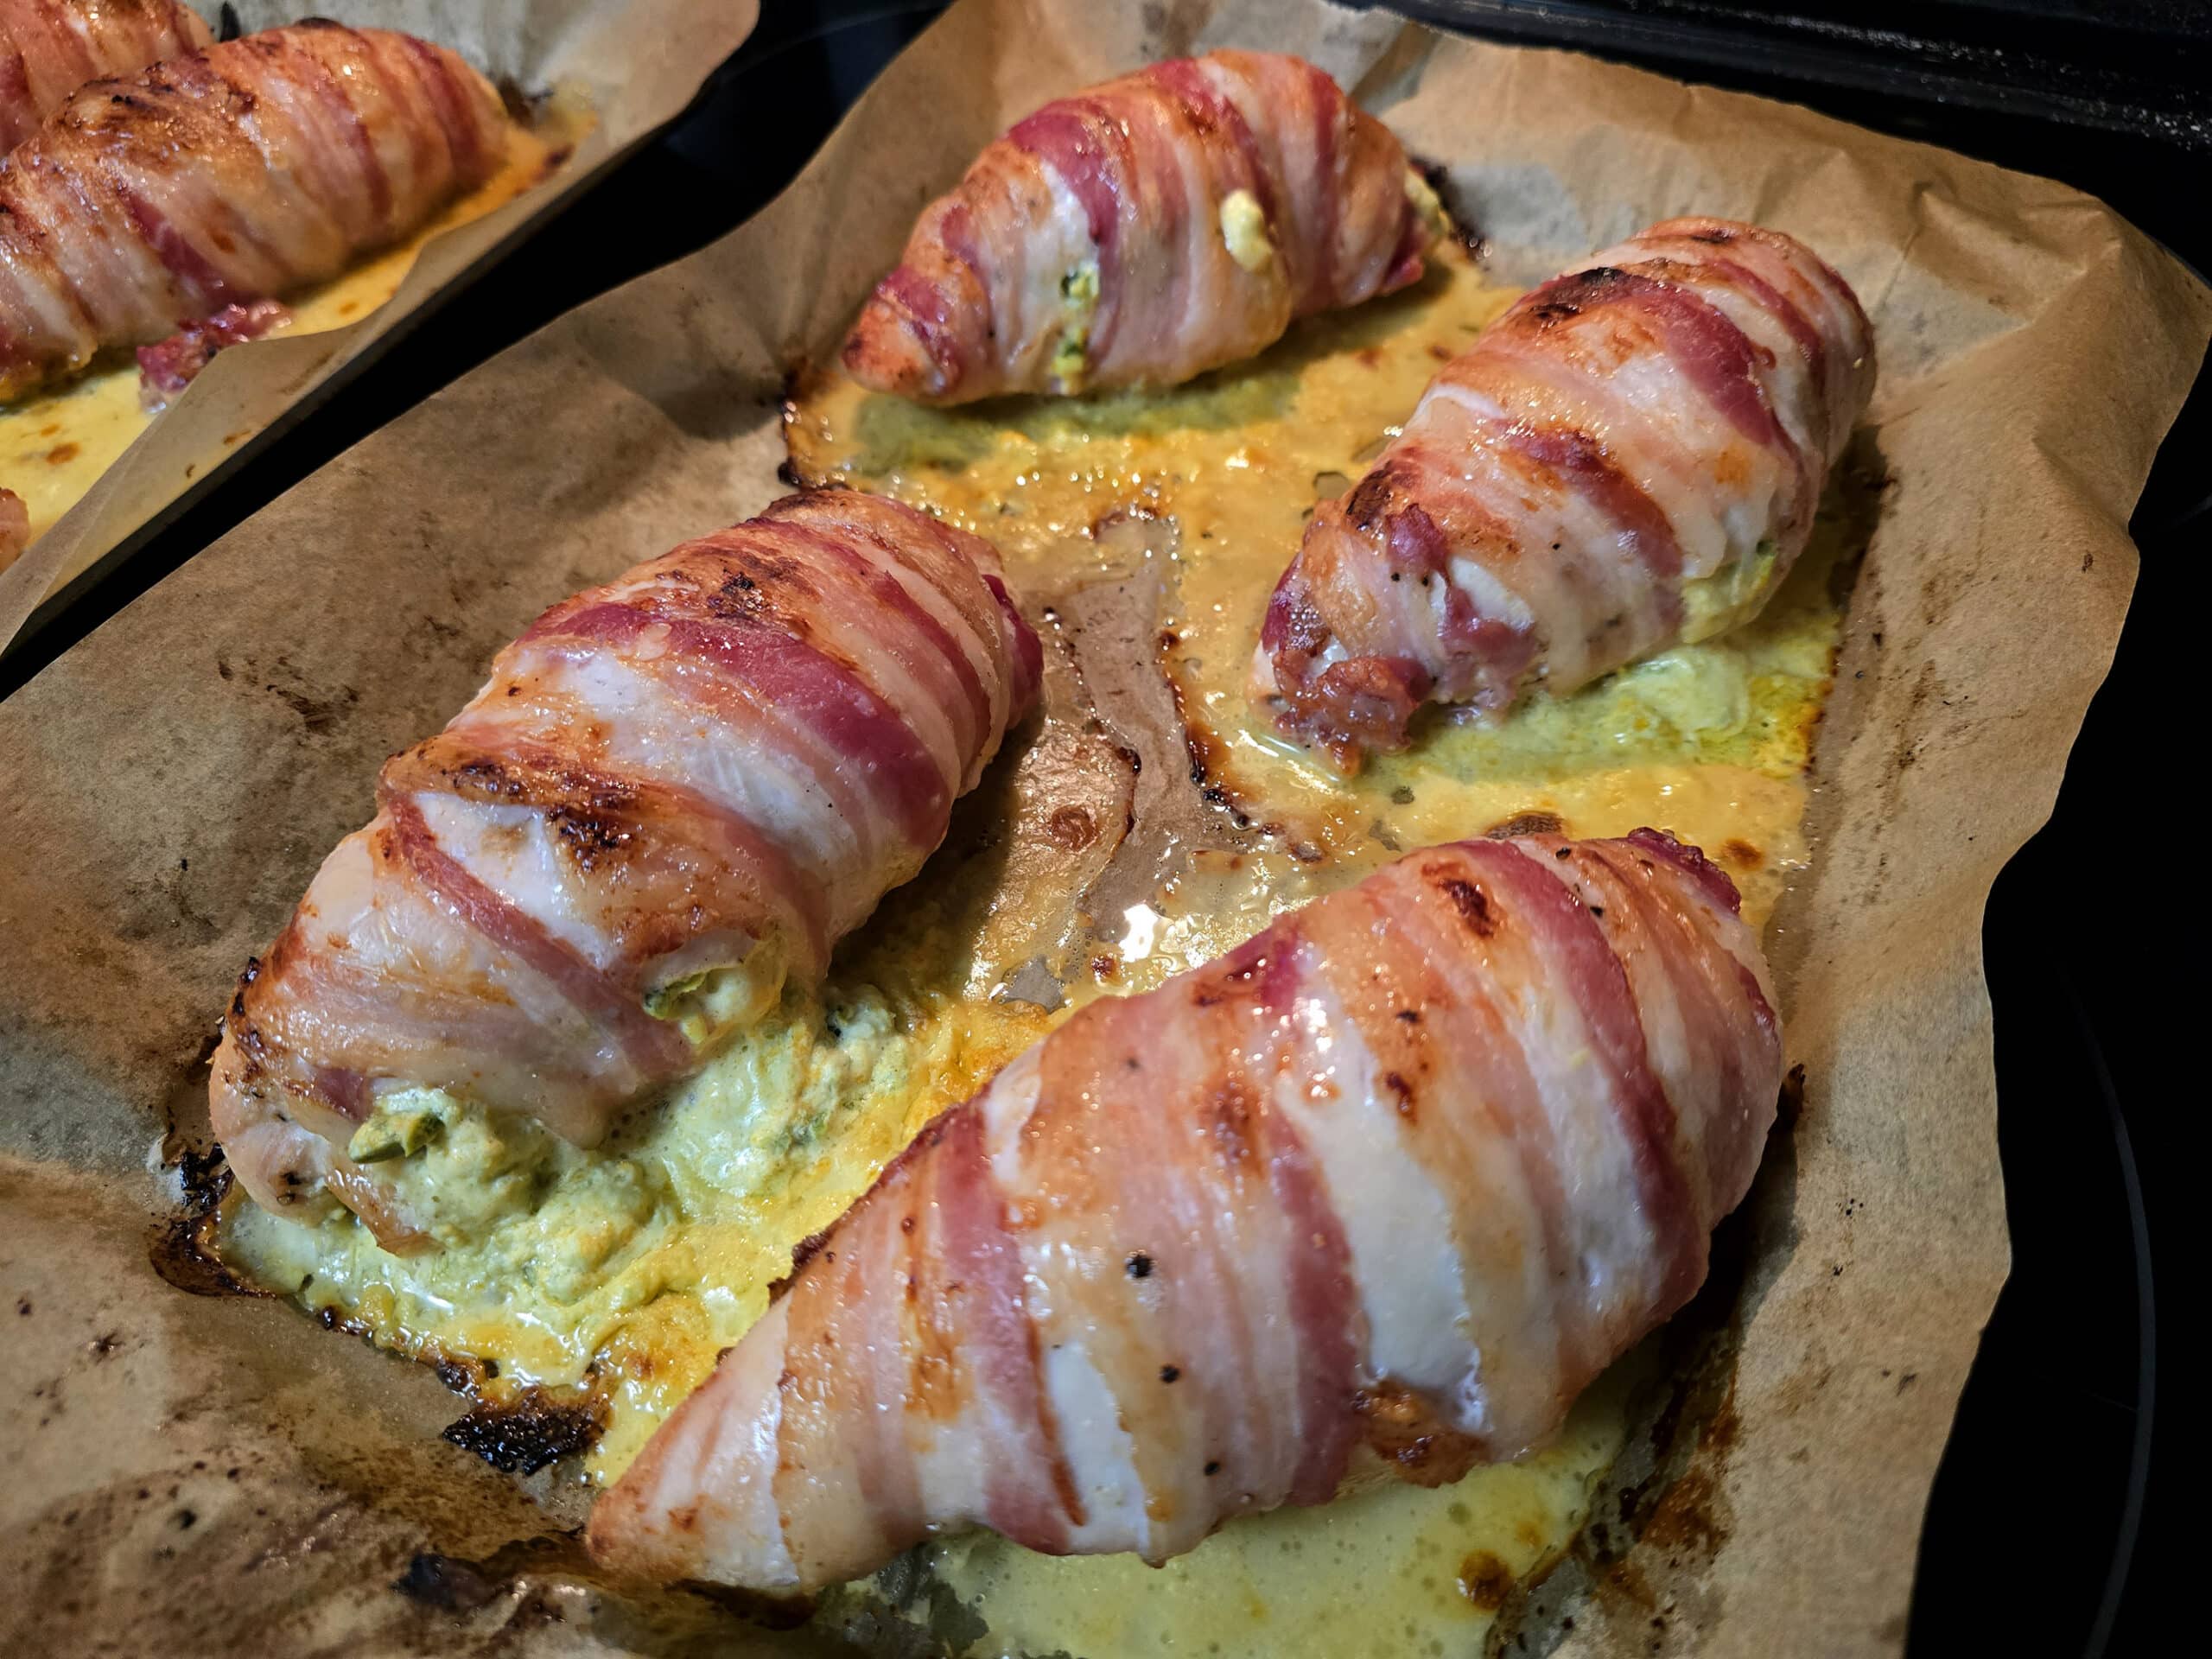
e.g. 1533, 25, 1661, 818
3, 0, 2206, 1653
0, 0, 761, 652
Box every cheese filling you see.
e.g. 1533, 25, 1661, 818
1050, 259, 1102, 391
1219, 188, 1275, 273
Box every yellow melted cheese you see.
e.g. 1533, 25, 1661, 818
819, 1360, 1641, 1659
221, 883, 1055, 1480
216, 237, 1859, 1656
0, 109, 580, 557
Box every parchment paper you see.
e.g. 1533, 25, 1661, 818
2, 0, 2205, 1654
0, 0, 762, 651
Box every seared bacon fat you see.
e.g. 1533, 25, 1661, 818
588, 830, 1780, 1591
211, 493, 1042, 1248
842, 49, 1439, 404
0, 0, 208, 151
0, 22, 505, 401
1254, 217, 1874, 768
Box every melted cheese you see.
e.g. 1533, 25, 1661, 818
0, 110, 579, 556
215, 236, 1856, 1650
220, 887, 1052, 1480
820, 1360, 1640, 1659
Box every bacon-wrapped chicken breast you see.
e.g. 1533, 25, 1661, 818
0, 21, 508, 401
0, 0, 208, 151
589, 829, 1781, 1591
1254, 217, 1874, 768
211, 493, 1043, 1251
842, 49, 1443, 404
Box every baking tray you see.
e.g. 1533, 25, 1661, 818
0, 1, 2201, 1652
0, 0, 763, 658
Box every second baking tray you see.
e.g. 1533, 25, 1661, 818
0, 0, 762, 656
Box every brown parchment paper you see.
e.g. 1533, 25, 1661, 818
2, 0, 2206, 1653
0, 0, 762, 652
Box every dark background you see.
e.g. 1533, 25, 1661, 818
3, 3, 2201, 1653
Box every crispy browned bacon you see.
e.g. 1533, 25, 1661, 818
0, 0, 208, 152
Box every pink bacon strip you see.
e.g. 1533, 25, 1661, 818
589, 830, 1783, 1592
135, 296, 290, 409
1255, 216, 1874, 770
842, 48, 1436, 404
382, 791, 692, 1082
209, 493, 1040, 1248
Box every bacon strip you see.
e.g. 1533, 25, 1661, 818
1255, 216, 1876, 769
0, 0, 207, 152
588, 830, 1783, 1591
209, 493, 1041, 1249
134, 296, 290, 409
841, 49, 1439, 404
0, 22, 506, 401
